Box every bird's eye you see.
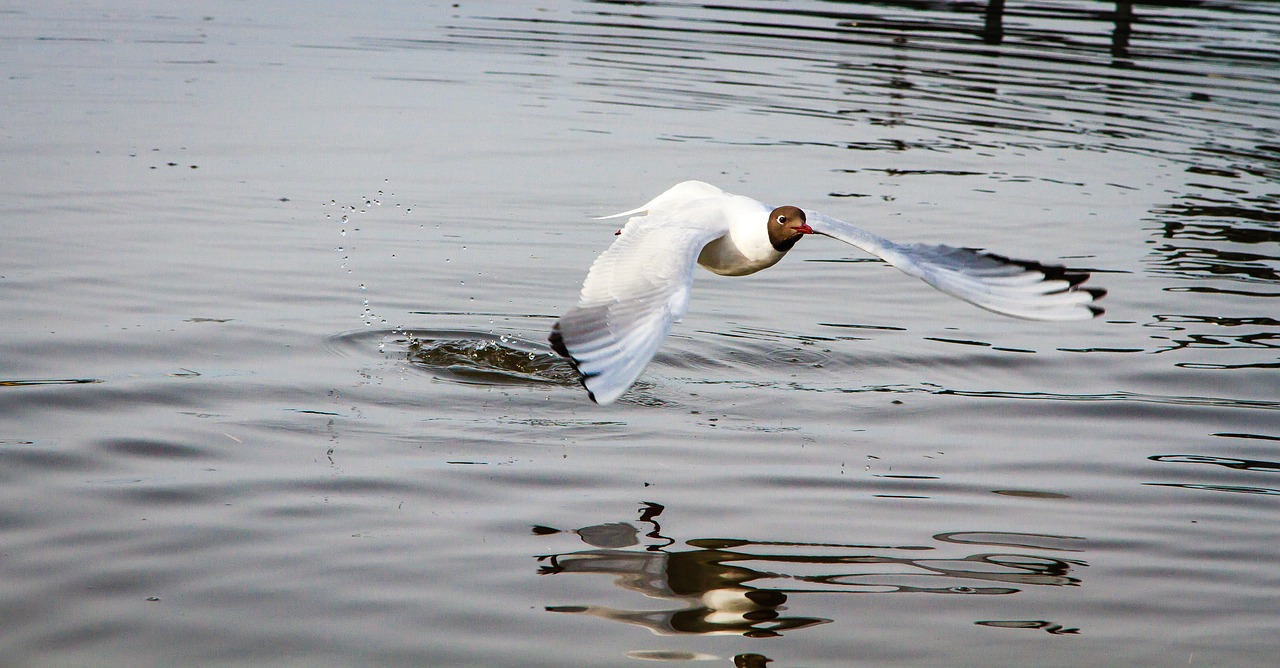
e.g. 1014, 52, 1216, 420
776, 215, 787, 225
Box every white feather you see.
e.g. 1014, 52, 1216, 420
552, 182, 1104, 404
551, 204, 729, 404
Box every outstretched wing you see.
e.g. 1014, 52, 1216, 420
804, 211, 1105, 321
551, 208, 728, 404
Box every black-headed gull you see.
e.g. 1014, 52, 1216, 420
551, 181, 1105, 404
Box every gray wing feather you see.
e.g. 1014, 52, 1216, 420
804, 211, 1105, 321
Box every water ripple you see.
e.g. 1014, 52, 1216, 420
927, 386, 1280, 411
366, 0, 1280, 172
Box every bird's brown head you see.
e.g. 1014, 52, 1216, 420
767, 205, 813, 252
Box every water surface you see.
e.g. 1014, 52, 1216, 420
2, 1, 1279, 666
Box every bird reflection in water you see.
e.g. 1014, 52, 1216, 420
536, 502, 826, 638
534, 503, 1086, 641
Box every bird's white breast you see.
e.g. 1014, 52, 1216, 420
695, 194, 785, 276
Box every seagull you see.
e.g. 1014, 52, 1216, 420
550, 181, 1105, 404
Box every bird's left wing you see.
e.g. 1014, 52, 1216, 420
551, 207, 729, 404
804, 210, 1105, 321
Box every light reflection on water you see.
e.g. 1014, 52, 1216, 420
2, 0, 1279, 666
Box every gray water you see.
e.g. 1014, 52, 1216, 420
3, 1, 1279, 666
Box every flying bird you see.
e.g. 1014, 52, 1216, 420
550, 181, 1104, 404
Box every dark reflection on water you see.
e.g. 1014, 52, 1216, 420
1143, 310, 1280, 369
1150, 454, 1280, 474
1141, 141, 1280, 372
1145, 483, 1280, 496
1147, 230, 1280, 286
1146, 314, 1280, 353
1214, 432, 1280, 443
1148, 449, 1280, 497
976, 618, 1081, 635
535, 503, 1084, 639
928, 387, 1280, 410
0, 378, 103, 387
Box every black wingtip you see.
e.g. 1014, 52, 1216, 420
973, 249, 1108, 318
549, 322, 598, 402
1085, 287, 1107, 318
549, 323, 570, 359
979, 250, 1092, 287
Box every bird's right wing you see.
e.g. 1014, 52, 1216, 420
551, 207, 728, 404
804, 211, 1105, 321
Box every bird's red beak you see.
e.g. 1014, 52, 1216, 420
796, 223, 814, 234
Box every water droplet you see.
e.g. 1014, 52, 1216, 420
341, 215, 348, 223
359, 284, 366, 290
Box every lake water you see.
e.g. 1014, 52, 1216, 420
3, 1, 1279, 665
